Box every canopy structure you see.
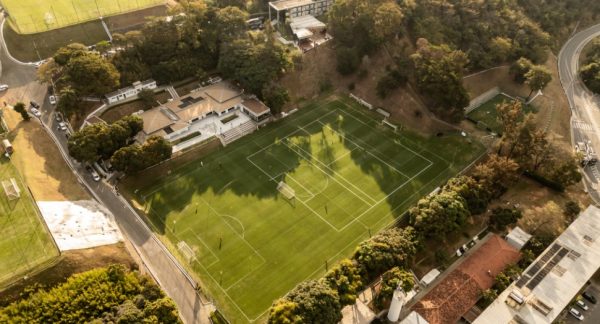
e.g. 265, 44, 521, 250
289, 15, 326, 40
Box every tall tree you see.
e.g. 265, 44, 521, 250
409, 191, 470, 237
323, 259, 363, 306
525, 65, 552, 99
13, 102, 30, 121
268, 280, 342, 324
411, 38, 470, 122
63, 52, 120, 96
56, 86, 81, 117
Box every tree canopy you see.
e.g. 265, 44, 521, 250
268, 280, 342, 324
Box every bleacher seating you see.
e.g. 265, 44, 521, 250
219, 121, 256, 146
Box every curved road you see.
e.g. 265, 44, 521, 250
0, 18, 212, 324
558, 23, 600, 203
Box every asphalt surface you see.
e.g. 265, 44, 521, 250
558, 23, 600, 203
0, 17, 212, 324
565, 284, 600, 323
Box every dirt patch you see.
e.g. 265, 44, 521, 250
0, 243, 135, 306
105, 5, 168, 33
463, 66, 529, 99
70, 101, 103, 129
100, 91, 171, 123
2, 109, 88, 201
280, 40, 450, 135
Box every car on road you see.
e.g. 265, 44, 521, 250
87, 167, 101, 182
58, 122, 67, 131
570, 308, 584, 321
576, 299, 589, 311
0, 84, 8, 91
583, 291, 597, 304
49, 95, 57, 105
30, 107, 41, 117
30, 101, 40, 109
55, 113, 62, 122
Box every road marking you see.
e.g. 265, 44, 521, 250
591, 165, 600, 180
573, 121, 594, 132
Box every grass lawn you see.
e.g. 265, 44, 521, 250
0, 159, 58, 286
1, 0, 164, 34
467, 94, 536, 133
124, 97, 485, 323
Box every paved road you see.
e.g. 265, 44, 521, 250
558, 23, 600, 203
0, 18, 212, 324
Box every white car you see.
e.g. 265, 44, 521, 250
49, 95, 57, 105
576, 299, 589, 311
570, 308, 584, 321
0, 84, 8, 91
90, 169, 101, 182
30, 107, 41, 117
58, 122, 67, 131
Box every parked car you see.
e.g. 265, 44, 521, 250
30, 107, 41, 117
55, 113, 62, 122
569, 308, 584, 321
89, 168, 101, 182
49, 95, 57, 105
0, 84, 8, 91
583, 291, 597, 304
576, 299, 589, 311
30, 101, 40, 108
58, 122, 67, 131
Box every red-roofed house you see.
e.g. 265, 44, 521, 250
411, 234, 521, 324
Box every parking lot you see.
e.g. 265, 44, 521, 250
566, 281, 600, 323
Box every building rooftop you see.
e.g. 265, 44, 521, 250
242, 98, 270, 116
269, 0, 315, 11
412, 234, 521, 324
505, 226, 532, 250
474, 205, 600, 324
139, 81, 243, 136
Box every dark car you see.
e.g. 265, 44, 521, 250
30, 101, 40, 108
583, 291, 597, 304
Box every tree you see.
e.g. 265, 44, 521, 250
411, 38, 470, 122
13, 102, 30, 121
335, 47, 360, 75
547, 155, 582, 188
525, 65, 552, 99
374, 267, 414, 309
112, 33, 127, 46
138, 88, 157, 109
489, 207, 523, 231
262, 83, 289, 115
0, 265, 180, 323
323, 259, 363, 306
372, 2, 404, 43
352, 227, 418, 279
268, 280, 342, 324
95, 40, 112, 54
443, 176, 490, 215
472, 154, 519, 198
409, 190, 470, 237
63, 52, 120, 96
496, 100, 524, 157
510, 57, 533, 84
580, 62, 600, 94
67, 123, 107, 163
111, 145, 146, 174
142, 136, 172, 166
53, 43, 88, 66
480, 289, 498, 307
563, 200, 581, 220
489, 37, 513, 63
56, 86, 81, 117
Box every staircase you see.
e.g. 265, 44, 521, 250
219, 121, 257, 146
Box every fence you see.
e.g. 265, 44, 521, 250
350, 93, 373, 110
464, 87, 500, 114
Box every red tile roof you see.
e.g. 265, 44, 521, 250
412, 234, 520, 324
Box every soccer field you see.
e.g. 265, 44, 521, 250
0, 160, 58, 285
1, 0, 164, 34
466, 94, 536, 133
127, 99, 485, 322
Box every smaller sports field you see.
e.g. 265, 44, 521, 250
0, 160, 58, 285
126, 98, 485, 322
1, 0, 164, 34
466, 93, 536, 133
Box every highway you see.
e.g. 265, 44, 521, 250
0, 18, 212, 323
558, 23, 600, 203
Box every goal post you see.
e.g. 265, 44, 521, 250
2, 178, 21, 200
277, 181, 296, 200
177, 241, 195, 264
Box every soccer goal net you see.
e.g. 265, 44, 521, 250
177, 241, 195, 264
2, 178, 21, 200
277, 181, 295, 200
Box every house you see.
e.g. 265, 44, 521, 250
410, 234, 521, 324
137, 81, 271, 151
474, 205, 600, 324
105, 79, 157, 104
268, 0, 334, 23
505, 226, 532, 251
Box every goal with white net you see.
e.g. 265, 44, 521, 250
177, 241, 195, 264
277, 181, 296, 200
2, 178, 21, 200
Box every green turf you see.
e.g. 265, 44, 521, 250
0, 160, 58, 285
1, 0, 164, 34
127, 98, 485, 323
466, 94, 537, 133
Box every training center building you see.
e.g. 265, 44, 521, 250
137, 81, 271, 150
105, 79, 157, 104
474, 205, 600, 324
268, 0, 334, 23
